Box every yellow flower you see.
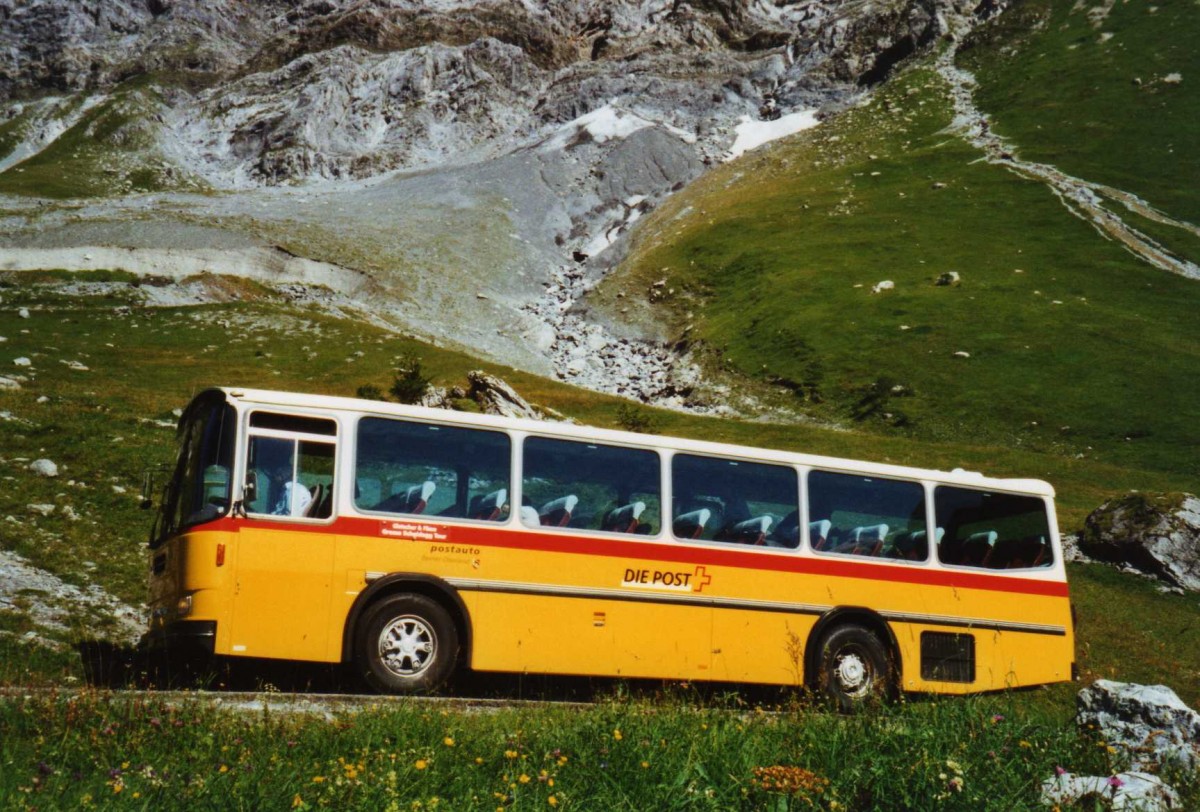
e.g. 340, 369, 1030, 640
443, 737, 455, 747
132, 793, 141, 799
556, 756, 568, 767
219, 764, 229, 773
475, 757, 484, 765
312, 776, 326, 783
519, 774, 531, 784
547, 796, 558, 807
641, 761, 649, 769
613, 730, 623, 741
292, 794, 304, 809
1019, 741, 1033, 749
415, 759, 429, 771
505, 750, 519, 760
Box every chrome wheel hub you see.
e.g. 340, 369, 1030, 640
379, 616, 435, 677
835, 652, 868, 694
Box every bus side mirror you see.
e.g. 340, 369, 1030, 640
243, 471, 258, 505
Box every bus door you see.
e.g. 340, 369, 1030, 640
229, 411, 339, 662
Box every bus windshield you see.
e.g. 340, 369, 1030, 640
153, 393, 236, 547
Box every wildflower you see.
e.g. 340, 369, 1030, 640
991, 714, 1004, 724
312, 776, 326, 783
613, 729, 623, 741
1054, 766, 1067, 776
443, 737, 455, 747
548, 796, 558, 807
219, 764, 228, 773
641, 761, 650, 769
945, 760, 962, 774
505, 750, 519, 760
948, 776, 963, 792
475, 758, 484, 765
133, 792, 141, 799
292, 795, 306, 810
519, 774, 531, 784
556, 755, 568, 767
1108, 775, 1125, 789
538, 770, 549, 783
1018, 740, 1032, 749
414, 760, 428, 771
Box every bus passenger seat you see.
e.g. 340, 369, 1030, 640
769, 511, 800, 548
539, 495, 579, 527
305, 483, 325, 517
469, 488, 507, 521
602, 501, 646, 534
855, 523, 889, 556
808, 519, 832, 550
719, 515, 774, 545
959, 530, 998, 566
519, 505, 540, 527
374, 480, 436, 514
673, 509, 712, 539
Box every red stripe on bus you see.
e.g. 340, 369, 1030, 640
196, 516, 1070, 599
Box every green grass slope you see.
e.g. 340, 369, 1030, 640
959, 0, 1200, 228
0, 82, 206, 199
593, 48, 1199, 483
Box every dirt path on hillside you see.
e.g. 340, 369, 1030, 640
935, 48, 1200, 281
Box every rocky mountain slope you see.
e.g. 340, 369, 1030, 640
0, 0, 1003, 406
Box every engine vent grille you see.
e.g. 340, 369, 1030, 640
920, 632, 976, 683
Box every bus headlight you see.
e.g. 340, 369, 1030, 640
176, 595, 193, 618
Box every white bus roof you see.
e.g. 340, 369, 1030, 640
211, 386, 1056, 498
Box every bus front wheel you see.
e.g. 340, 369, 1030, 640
357, 594, 459, 694
815, 623, 894, 712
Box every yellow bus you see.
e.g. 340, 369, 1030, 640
145, 387, 1074, 706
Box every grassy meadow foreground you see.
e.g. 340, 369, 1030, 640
7, 686, 1196, 811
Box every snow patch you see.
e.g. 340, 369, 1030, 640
726, 110, 820, 160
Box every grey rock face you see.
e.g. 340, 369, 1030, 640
1040, 772, 1179, 812
0, 0, 1007, 408
1080, 493, 1200, 592
465, 370, 542, 420
1077, 680, 1200, 771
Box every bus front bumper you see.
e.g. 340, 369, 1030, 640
143, 619, 217, 657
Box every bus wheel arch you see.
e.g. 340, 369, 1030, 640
806, 608, 899, 710
343, 574, 471, 685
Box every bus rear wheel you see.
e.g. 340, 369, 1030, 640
815, 623, 894, 712
357, 594, 458, 694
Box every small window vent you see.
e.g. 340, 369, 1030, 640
921, 632, 975, 683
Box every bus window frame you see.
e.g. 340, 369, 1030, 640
516, 432, 667, 541
802, 466, 936, 566
348, 413, 516, 528
666, 449, 803, 552
239, 410, 340, 527
931, 485, 1058, 574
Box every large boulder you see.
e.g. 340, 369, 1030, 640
1079, 492, 1200, 592
1040, 772, 1178, 812
466, 370, 541, 420
1077, 680, 1200, 771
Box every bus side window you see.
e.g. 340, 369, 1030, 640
671, 454, 799, 548
244, 412, 338, 521
934, 487, 1053, 570
807, 470, 927, 560
355, 417, 511, 522
522, 437, 661, 535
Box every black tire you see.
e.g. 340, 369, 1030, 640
357, 594, 459, 694
815, 623, 895, 712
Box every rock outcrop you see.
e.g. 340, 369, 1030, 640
1077, 680, 1200, 771
1079, 493, 1200, 592
1041, 681, 1198, 811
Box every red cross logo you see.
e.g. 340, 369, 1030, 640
693, 565, 712, 593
